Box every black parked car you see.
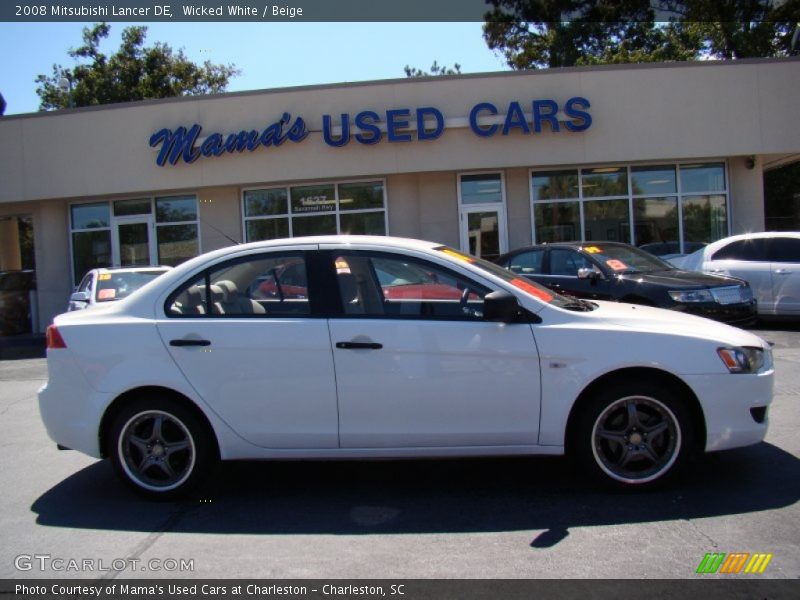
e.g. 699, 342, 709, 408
495, 242, 756, 325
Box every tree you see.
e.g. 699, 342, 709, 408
483, 0, 800, 70
35, 23, 240, 110
404, 61, 462, 77
0, 92, 6, 116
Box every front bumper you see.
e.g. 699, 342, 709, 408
683, 369, 773, 452
674, 300, 757, 326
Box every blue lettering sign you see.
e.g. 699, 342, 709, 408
149, 113, 309, 167
323, 113, 350, 147
502, 101, 531, 135
469, 102, 499, 137
354, 111, 382, 145
533, 99, 560, 133
564, 96, 592, 132
386, 109, 413, 142
417, 107, 444, 141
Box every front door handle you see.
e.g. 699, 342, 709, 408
336, 341, 383, 350
170, 339, 211, 347
775, 269, 792, 275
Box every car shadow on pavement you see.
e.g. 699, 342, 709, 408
31, 440, 800, 546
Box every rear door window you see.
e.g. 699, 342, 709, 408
711, 239, 768, 262
766, 238, 800, 263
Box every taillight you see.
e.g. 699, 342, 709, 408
46, 325, 67, 349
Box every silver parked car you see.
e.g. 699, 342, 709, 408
671, 232, 800, 317
68, 266, 172, 311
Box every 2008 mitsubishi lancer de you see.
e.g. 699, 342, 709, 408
39, 236, 774, 499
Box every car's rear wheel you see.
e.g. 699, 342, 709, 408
573, 381, 694, 488
109, 398, 214, 499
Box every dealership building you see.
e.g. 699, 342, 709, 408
0, 57, 798, 333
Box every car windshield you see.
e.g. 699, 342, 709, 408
581, 244, 674, 274
95, 271, 165, 302
434, 246, 594, 311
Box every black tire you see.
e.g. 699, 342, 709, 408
572, 380, 694, 489
108, 397, 215, 500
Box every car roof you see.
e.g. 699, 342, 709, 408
92, 266, 172, 274
703, 231, 800, 254
507, 241, 632, 253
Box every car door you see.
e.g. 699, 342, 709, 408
156, 249, 339, 449
324, 247, 542, 448
766, 236, 800, 315
705, 239, 774, 314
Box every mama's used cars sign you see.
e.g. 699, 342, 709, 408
149, 97, 591, 167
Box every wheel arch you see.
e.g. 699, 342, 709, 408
99, 386, 220, 460
565, 367, 706, 455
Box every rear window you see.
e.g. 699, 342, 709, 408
95, 270, 166, 302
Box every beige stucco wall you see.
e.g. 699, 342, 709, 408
1, 58, 798, 205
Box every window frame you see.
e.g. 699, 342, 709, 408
241, 178, 389, 243
326, 249, 494, 322
530, 160, 731, 254
164, 250, 322, 319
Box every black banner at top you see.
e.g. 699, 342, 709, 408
3, 0, 494, 22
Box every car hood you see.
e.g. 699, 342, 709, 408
578, 300, 767, 348
616, 269, 743, 289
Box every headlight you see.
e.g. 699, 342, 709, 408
717, 346, 770, 374
669, 289, 714, 303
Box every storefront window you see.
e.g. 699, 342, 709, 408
633, 197, 679, 247
534, 202, 580, 243
682, 194, 728, 244
583, 199, 630, 242
243, 180, 387, 242
71, 230, 111, 284
113, 198, 152, 217
532, 170, 578, 201
679, 163, 726, 193
460, 173, 503, 204
631, 166, 677, 196
531, 162, 729, 253
581, 167, 628, 198
155, 196, 200, 266
71, 203, 109, 229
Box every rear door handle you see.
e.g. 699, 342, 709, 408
775, 269, 792, 275
170, 339, 211, 347
336, 341, 383, 350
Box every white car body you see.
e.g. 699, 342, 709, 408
39, 236, 774, 496
671, 232, 800, 316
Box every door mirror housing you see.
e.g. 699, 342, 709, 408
577, 267, 599, 281
484, 290, 523, 323
69, 291, 90, 304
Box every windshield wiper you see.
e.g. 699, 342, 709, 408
561, 298, 596, 312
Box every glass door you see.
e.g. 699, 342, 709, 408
458, 172, 508, 262
112, 216, 156, 266
460, 208, 507, 262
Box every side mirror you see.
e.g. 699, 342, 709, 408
483, 290, 522, 323
577, 267, 599, 280
69, 291, 90, 304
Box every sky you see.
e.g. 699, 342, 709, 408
0, 22, 508, 116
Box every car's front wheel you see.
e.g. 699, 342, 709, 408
109, 398, 215, 499
573, 381, 695, 488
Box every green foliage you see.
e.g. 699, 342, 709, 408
404, 61, 462, 77
35, 23, 240, 110
483, 0, 800, 70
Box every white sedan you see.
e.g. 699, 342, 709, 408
671, 232, 800, 317
39, 236, 774, 499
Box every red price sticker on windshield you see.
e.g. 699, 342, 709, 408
510, 278, 553, 302
606, 259, 627, 271
97, 288, 116, 300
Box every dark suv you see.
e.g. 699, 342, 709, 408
495, 242, 756, 325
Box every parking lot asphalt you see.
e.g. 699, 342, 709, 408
1, 324, 798, 580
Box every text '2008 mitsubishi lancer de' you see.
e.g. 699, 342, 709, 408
39, 236, 774, 499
